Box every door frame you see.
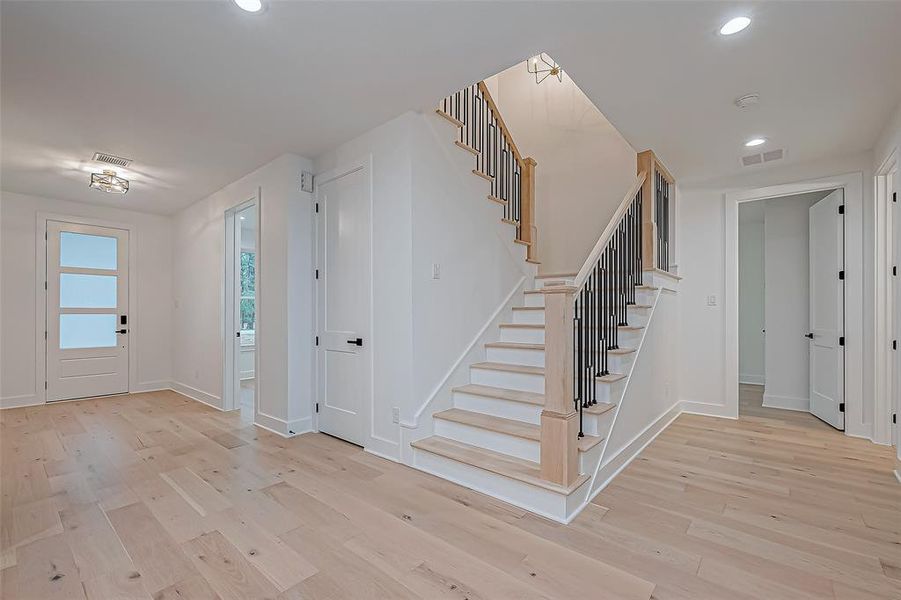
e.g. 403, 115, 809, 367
724, 172, 865, 439
313, 156, 374, 446
875, 148, 898, 449
223, 194, 260, 413
35, 212, 139, 404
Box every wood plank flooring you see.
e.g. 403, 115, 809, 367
1, 385, 899, 599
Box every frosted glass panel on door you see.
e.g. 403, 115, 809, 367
60, 274, 117, 308
59, 314, 117, 349
60, 232, 117, 270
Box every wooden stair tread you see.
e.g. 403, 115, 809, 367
635, 285, 659, 291
608, 347, 636, 355
454, 140, 479, 155
597, 373, 626, 383
435, 408, 539, 441
643, 267, 682, 281
628, 304, 653, 309
485, 342, 544, 350
619, 325, 644, 331
434, 108, 464, 127
452, 384, 544, 406
471, 362, 544, 376
512, 306, 544, 311
472, 169, 493, 181
487, 194, 508, 206
579, 434, 605, 452
584, 401, 615, 416
411, 436, 589, 494
523, 289, 544, 295
525, 258, 541, 265
499, 323, 544, 329
535, 272, 577, 279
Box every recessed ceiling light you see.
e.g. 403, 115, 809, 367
234, 0, 262, 13
745, 138, 766, 147
720, 16, 751, 35
240, 216, 245, 220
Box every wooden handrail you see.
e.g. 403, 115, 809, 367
637, 150, 675, 272
573, 172, 647, 289
477, 81, 524, 166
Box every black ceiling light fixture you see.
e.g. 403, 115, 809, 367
527, 53, 563, 85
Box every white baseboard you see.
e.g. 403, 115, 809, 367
132, 380, 175, 393
0, 394, 40, 409
255, 411, 312, 438
762, 393, 809, 412
680, 399, 739, 419
170, 381, 223, 410
739, 374, 765, 386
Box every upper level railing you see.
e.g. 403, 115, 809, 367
637, 150, 675, 272
438, 83, 538, 262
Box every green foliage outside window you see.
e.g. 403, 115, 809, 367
240, 251, 255, 331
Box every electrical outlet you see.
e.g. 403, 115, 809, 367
392, 407, 400, 423
432, 263, 440, 280
706, 295, 718, 306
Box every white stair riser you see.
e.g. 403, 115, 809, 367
625, 308, 650, 327
471, 367, 544, 393
486, 346, 545, 367
499, 327, 545, 344
452, 391, 543, 424
594, 379, 626, 405
434, 419, 539, 462
512, 309, 545, 325
580, 405, 615, 437
523, 293, 545, 308
609, 353, 635, 373
616, 330, 642, 347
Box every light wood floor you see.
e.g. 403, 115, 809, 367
1, 386, 899, 599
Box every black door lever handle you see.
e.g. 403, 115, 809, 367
347, 338, 363, 346
116, 329, 127, 334
805, 333, 814, 339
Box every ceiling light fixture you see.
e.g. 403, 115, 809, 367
234, 0, 263, 13
526, 53, 563, 85
720, 16, 751, 35
89, 169, 129, 194
745, 138, 766, 147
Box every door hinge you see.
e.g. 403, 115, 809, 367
315, 402, 319, 413
44, 331, 47, 340
893, 192, 897, 203
315, 269, 319, 279
838, 270, 845, 280
893, 265, 897, 277
315, 203, 319, 213
45, 231, 48, 240
838, 204, 845, 214
893, 413, 897, 424
893, 339, 897, 350
839, 402, 845, 413
44, 381, 47, 390
839, 336, 845, 346
44, 281, 47, 290
315, 335, 319, 346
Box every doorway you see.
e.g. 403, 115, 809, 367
224, 199, 258, 423
46, 220, 129, 401
737, 189, 844, 428
315, 161, 372, 446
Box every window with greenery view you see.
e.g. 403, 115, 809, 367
240, 251, 255, 335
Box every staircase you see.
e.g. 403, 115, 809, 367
411, 81, 680, 525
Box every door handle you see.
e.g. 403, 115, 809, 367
347, 338, 363, 347
116, 329, 127, 334
805, 333, 814, 339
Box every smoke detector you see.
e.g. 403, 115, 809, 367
734, 94, 760, 109
92, 152, 132, 168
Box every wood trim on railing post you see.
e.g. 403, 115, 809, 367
521, 157, 538, 260
637, 150, 657, 271
539, 284, 579, 488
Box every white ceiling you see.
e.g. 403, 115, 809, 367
3, 1, 900, 214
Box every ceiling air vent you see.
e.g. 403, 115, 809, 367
741, 148, 785, 167
92, 152, 132, 168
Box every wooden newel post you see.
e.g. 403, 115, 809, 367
637, 150, 657, 270
539, 284, 579, 487
521, 157, 538, 262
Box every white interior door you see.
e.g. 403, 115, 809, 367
316, 165, 371, 446
808, 189, 844, 429
46, 221, 129, 401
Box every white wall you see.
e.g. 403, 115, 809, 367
0, 191, 173, 407
171, 154, 314, 436
485, 65, 637, 274
677, 152, 876, 431
762, 196, 813, 410
314, 110, 533, 460
738, 209, 765, 385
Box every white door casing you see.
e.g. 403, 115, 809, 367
316, 163, 372, 446
46, 221, 129, 401
808, 189, 844, 430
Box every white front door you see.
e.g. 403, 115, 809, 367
46, 221, 129, 401
808, 189, 844, 429
316, 164, 371, 446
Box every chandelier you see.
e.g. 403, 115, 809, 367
89, 169, 129, 194
527, 53, 563, 85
